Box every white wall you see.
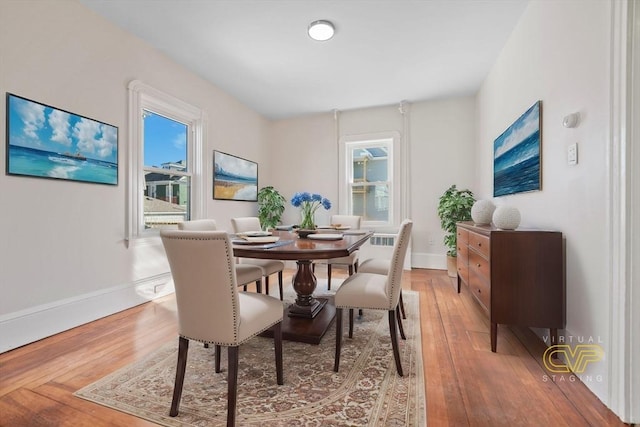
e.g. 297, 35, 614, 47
476, 0, 611, 403
0, 0, 269, 352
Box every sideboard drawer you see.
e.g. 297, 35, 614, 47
468, 232, 490, 258
457, 240, 469, 262
457, 262, 469, 285
469, 271, 490, 311
469, 249, 490, 282
457, 227, 469, 245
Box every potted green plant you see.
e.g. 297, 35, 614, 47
437, 184, 475, 277
257, 186, 286, 230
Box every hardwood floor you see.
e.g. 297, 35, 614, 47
0, 269, 627, 426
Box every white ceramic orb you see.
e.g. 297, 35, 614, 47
492, 205, 521, 230
471, 200, 496, 225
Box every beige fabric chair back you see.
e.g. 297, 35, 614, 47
385, 219, 413, 309
160, 230, 240, 346
330, 215, 361, 229
231, 217, 262, 233
178, 219, 218, 231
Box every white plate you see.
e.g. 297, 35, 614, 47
239, 231, 272, 237
342, 230, 368, 235
233, 236, 280, 244
307, 233, 343, 241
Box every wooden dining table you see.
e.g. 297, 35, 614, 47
232, 229, 373, 344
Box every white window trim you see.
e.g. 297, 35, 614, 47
126, 80, 206, 247
338, 131, 402, 229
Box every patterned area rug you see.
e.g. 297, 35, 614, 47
75, 289, 425, 426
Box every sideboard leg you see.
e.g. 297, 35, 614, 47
491, 322, 498, 352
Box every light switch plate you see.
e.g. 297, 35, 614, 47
568, 143, 578, 165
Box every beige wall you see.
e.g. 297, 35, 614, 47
476, 0, 611, 403
0, 0, 269, 351
269, 99, 476, 269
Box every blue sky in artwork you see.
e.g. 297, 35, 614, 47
494, 102, 540, 162
8, 95, 117, 163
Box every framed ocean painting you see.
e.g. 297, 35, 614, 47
493, 101, 542, 197
213, 150, 258, 201
6, 93, 118, 185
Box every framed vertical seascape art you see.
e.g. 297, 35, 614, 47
213, 150, 258, 201
493, 101, 542, 197
6, 93, 118, 185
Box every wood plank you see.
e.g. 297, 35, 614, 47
0, 269, 626, 426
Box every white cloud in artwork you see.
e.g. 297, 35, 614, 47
16, 99, 45, 139
73, 118, 116, 159
48, 109, 72, 146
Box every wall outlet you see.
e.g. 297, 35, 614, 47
568, 143, 578, 165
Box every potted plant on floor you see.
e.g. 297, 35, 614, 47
257, 186, 286, 230
437, 184, 475, 277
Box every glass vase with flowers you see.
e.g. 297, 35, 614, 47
291, 192, 332, 235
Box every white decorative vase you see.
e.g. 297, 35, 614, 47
471, 200, 495, 225
492, 205, 521, 230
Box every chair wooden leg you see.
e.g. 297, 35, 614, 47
215, 345, 221, 373
334, 308, 343, 372
388, 310, 404, 377
273, 322, 283, 385
170, 337, 189, 417
327, 264, 332, 290
348, 308, 354, 338
396, 306, 406, 340
278, 270, 284, 301
265, 275, 270, 295
348, 265, 353, 276
399, 291, 406, 319
354, 260, 358, 273
256, 280, 262, 294
227, 346, 239, 427
243, 284, 248, 292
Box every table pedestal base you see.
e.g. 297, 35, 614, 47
261, 298, 336, 345
288, 298, 326, 318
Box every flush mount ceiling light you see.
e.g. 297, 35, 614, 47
308, 20, 335, 41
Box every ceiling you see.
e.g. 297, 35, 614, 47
80, 0, 529, 120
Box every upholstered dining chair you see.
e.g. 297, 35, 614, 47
333, 219, 413, 376
160, 230, 284, 427
178, 219, 263, 293
314, 215, 361, 290
359, 258, 407, 321
231, 217, 285, 301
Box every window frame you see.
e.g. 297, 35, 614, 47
126, 80, 205, 245
339, 132, 401, 228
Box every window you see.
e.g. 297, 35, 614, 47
349, 143, 391, 222
127, 81, 204, 243
339, 132, 402, 228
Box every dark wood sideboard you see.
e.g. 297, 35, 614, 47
456, 221, 565, 352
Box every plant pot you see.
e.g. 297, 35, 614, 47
446, 255, 457, 278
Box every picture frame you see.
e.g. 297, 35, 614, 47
493, 100, 542, 197
6, 93, 118, 185
213, 150, 258, 201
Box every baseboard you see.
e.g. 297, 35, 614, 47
0, 273, 174, 354
411, 252, 447, 270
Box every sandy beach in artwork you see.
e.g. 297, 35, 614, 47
214, 181, 250, 199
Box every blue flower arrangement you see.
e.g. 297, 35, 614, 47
291, 192, 332, 229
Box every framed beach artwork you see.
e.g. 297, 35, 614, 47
493, 101, 542, 197
213, 150, 258, 201
6, 93, 118, 185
